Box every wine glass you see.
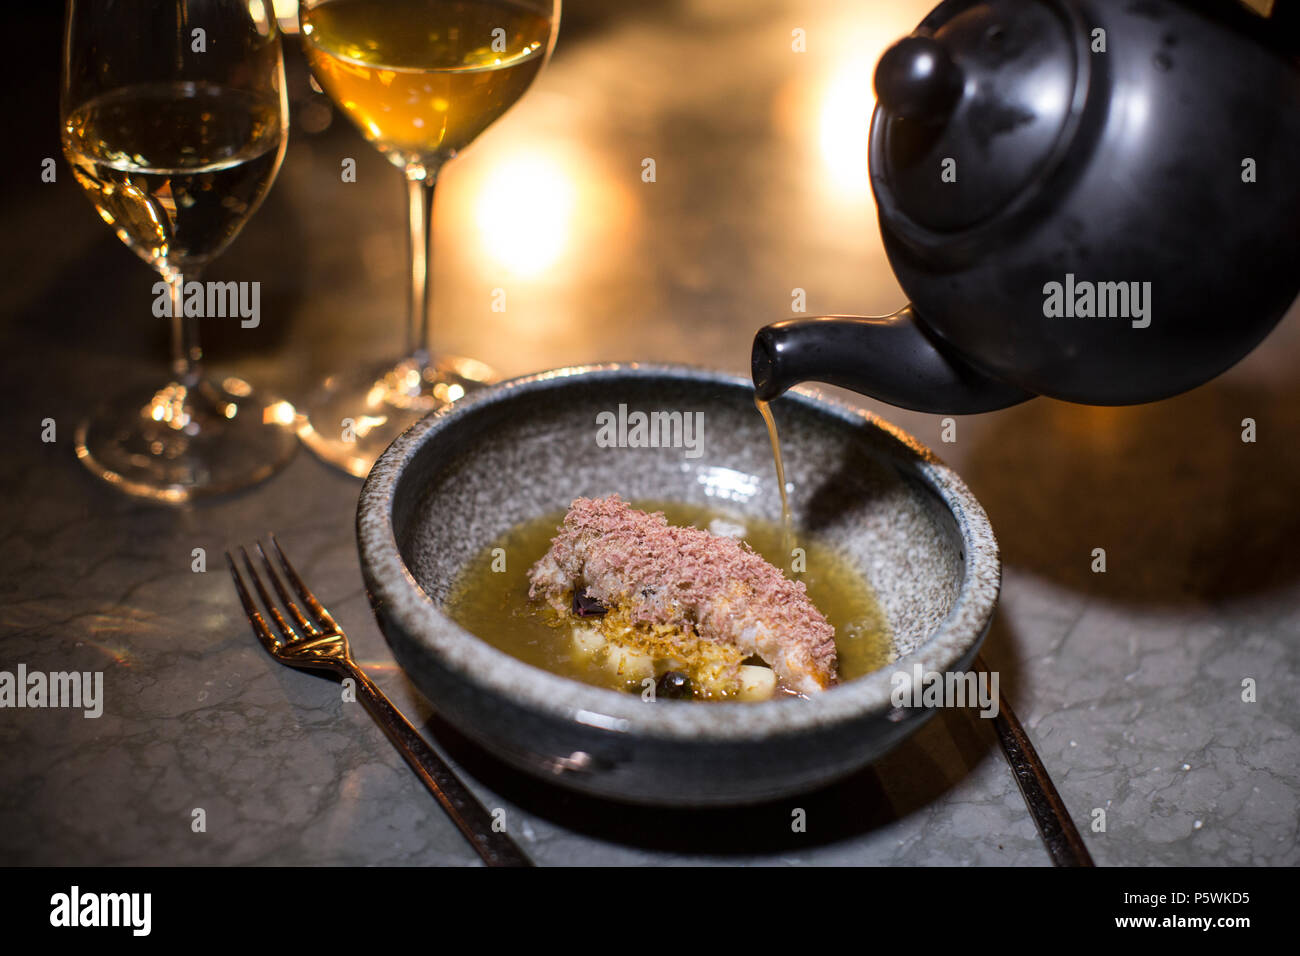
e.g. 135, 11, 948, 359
297, 0, 561, 476
62, 0, 296, 502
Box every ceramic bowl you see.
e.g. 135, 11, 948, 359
356, 364, 1000, 806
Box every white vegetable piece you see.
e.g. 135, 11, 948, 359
605, 645, 655, 682
571, 626, 607, 659
738, 664, 777, 701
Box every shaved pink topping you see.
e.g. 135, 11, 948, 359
527, 495, 837, 689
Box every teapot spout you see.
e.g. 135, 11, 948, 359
751, 306, 1034, 414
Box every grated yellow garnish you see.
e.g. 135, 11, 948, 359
549, 595, 750, 699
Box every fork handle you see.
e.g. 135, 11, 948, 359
346, 665, 534, 867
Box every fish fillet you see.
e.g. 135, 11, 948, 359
527, 495, 838, 696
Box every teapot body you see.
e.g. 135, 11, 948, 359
871, 0, 1300, 404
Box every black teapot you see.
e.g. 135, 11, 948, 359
752, 0, 1300, 413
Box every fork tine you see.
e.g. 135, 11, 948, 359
269, 534, 340, 632
226, 551, 280, 654
254, 541, 319, 636
239, 546, 300, 645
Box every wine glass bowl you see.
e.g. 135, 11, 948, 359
61, 0, 297, 501
296, 0, 560, 477
62, 82, 285, 274
300, 0, 555, 173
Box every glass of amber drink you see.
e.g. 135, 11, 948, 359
297, 0, 561, 476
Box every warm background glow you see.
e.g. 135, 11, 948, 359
473, 151, 576, 278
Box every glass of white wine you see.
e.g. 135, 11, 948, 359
297, 0, 560, 476
62, 0, 296, 501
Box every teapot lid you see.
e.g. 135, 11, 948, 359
870, 0, 1090, 238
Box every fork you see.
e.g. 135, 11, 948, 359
226, 534, 532, 867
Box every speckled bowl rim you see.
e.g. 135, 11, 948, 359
357, 363, 1000, 742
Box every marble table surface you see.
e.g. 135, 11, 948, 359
2, 0, 1296, 866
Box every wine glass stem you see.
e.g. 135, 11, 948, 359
406, 168, 439, 362
167, 268, 203, 387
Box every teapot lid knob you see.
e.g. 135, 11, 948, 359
870, 0, 1086, 237
874, 35, 963, 121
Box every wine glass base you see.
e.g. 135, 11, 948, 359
297, 354, 496, 478
74, 376, 299, 503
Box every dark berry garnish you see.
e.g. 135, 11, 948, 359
655, 670, 694, 700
